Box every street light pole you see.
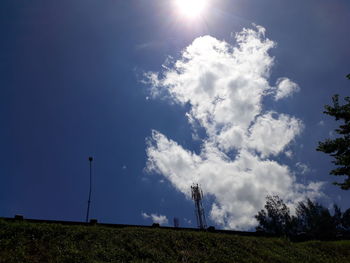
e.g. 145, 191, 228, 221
86, 156, 93, 223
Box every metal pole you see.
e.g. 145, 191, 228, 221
86, 156, 93, 223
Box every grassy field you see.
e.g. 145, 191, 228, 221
1, 219, 350, 263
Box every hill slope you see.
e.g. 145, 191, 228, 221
1, 220, 350, 263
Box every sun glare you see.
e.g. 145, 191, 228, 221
175, 0, 208, 19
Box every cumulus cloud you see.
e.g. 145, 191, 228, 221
184, 218, 192, 225
295, 162, 311, 175
318, 120, 325, 126
144, 25, 323, 230
285, 150, 293, 158
274, 78, 300, 100
247, 112, 303, 157
141, 212, 169, 225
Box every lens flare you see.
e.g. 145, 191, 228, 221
175, 0, 208, 19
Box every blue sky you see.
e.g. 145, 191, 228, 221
1, 0, 349, 230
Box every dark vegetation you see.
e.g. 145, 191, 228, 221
317, 75, 350, 189
1, 219, 350, 263
256, 195, 350, 241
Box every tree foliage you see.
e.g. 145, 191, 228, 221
343, 208, 350, 230
255, 195, 350, 240
255, 195, 294, 236
295, 199, 337, 240
317, 79, 350, 189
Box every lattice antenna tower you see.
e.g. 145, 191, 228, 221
191, 184, 207, 229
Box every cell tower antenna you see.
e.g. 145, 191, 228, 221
85, 156, 93, 223
191, 184, 207, 229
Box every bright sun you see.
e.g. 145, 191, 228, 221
175, 0, 208, 19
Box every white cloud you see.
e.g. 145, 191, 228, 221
141, 212, 169, 225
184, 218, 192, 225
274, 78, 300, 100
247, 112, 303, 157
295, 162, 311, 175
285, 150, 293, 158
144, 25, 323, 230
318, 120, 325, 126
135, 40, 165, 51
141, 212, 150, 219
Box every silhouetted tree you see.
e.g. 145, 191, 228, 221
295, 199, 337, 240
255, 195, 295, 236
333, 204, 343, 234
255, 196, 348, 240
343, 208, 350, 231
317, 75, 350, 190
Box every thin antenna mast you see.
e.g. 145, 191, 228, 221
191, 184, 207, 229
85, 156, 93, 223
